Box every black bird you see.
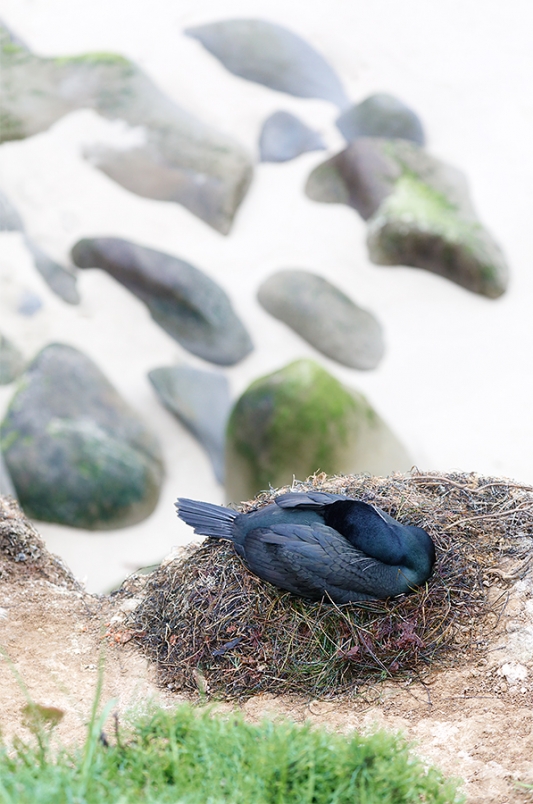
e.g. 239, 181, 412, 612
175, 491, 435, 604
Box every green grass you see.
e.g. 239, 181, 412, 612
0, 702, 463, 804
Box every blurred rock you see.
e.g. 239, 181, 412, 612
259, 111, 325, 162
71, 237, 253, 366
257, 269, 384, 369
0, 188, 79, 304
225, 359, 412, 502
0, 449, 16, 498
16, 289, 43, 316
149, 364, 231, 484
186, 19, 348, 106
306, 138, 508, 297
305, 137, 400, 218
337, 93, 425, 145
0, 333, 25, 385
0, 344, 164, 529
0, 23, 252, 234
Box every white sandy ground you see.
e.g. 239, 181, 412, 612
0, 0, 533, 592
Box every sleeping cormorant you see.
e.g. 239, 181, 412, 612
175, 491, 435, 604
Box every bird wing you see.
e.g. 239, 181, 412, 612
274, 491, 347, 509
242, 522, 378, 601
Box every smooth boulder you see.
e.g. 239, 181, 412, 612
148, 364, 231, 484
306, 138, 508, 297
257, 269, 384, 369
186, 19, 348, 107
0, 23, 252, 234
0, 344, 164, 529
71, 238, 253, 366
0, 188, 79, 304
225, 359, 411, 502
337, 93, 425, 145
259, 111, 325, 162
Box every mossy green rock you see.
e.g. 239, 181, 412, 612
0, 344, 164, 529
225, 359, 411, 502
306, 138, 508, 298
0, 23, 252, 234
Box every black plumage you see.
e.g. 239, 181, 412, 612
175, 491, 435, 604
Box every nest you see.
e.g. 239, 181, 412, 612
126, 471, 533, 699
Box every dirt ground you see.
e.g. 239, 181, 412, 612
1, 496, 533, 803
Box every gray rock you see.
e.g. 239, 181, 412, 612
0, 449, 16, 498
16, 289, 42, 316
186, 19, 348, 107
258, 269, 384, 369
71, 237, 253, 366
225, 358, 412, 503
306, 138, 509, 297
337, 93, 425, 145
148, 365, 231, 483
0, 189, 79, 303
0, 343, 164, 529
0, 333, 25, 384
0, 23, 252, 234
259, 111, 325, 162
305, 138, 400, 219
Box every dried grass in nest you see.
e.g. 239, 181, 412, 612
126, 471, 533, 700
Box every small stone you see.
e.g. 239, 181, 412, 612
259, 112, 325, 163
0, 188, 79, 304
71, 237, 253, 366
337, 93, 425, 145
0, 332, 25, 385
17, 289, 42, 316
257, 269, 384, 369
148, 364, 231, 483
0, 343, 164, 529
499, 662, 528, 684
225, 358, 412, 502
0, 448, 16, 497
186, 19, 348, 107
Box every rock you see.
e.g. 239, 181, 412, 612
259, 111, 325, 162
225, 359, 412, 502
71, 237, 253, 366
185, 19, 348, 107
305, 138, 401, 218
23, 236, 80, 304
306, 138, 508, 297
0, 189, 79, 304
0, 188, 24, 231
337, 93, 425, 145
499, 662, 528, 685
148, 364, 231, 484
0, 344, 164, 529
0, 23, 252, 234
257, 269, 384, 369
16, 289, 42, 316
0, 449, 16, 497
0, 333, 25, 384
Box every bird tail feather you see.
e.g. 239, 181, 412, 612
175, 498, 238, 540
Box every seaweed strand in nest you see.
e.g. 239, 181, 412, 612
126, 471, 533, 700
